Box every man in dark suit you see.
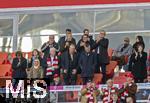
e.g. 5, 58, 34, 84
12, 51, 27, 79
58, 29, 76, 53
83, 29, 95, 44
79, 43, 97, 85
92, 30, 109, 84
12, 51, 27, 89
61, 44, 78, 85
41, 35, 59, 58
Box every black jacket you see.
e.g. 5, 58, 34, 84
76, 39, 95, 53
61, 51, 78, 72
79, 52, 97, 77
58, 36, 76, 53
92, 38, 109, 64
12, 57, 27, 78
41, 42, 59, 58
129, 52, 147, 79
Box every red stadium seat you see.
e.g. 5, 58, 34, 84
108, 48, 114, 60
0, 52, 8, 59
0, 52, 8, 64
77, 73, 103, 85
0, 64, 12, 87
119, 72, 131, 77
124, 55, 129, 64
0, 64, 12, 77
77, 74, 82, 85
93, 73, 103, 84
106, 61, 118, 78
113, 76, 127, 84
11, 52, 16, 59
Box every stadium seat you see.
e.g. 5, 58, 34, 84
11, 52, 16, 59
113, 76, 127, 84
0, 52, 8, 64
108, 48, 114, 60
106, 61, 118, 78
124, 55, 129, 64
119, 72, 131, 77
0, 64, 12, 77
93, 73, 103, 84
77, 74, 82, 85
77, 73, 103, 85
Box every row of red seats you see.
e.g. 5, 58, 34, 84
0, 52, 33, 64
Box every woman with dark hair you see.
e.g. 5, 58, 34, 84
133, 35, 145, 52
12, 51, 27, 78
28, 49, 43, 68
129, 44, 147, 83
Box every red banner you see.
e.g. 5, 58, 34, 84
0, 0, 149, 8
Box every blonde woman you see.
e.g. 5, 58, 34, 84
27, 59, 44, 79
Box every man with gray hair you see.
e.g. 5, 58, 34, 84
43, 47, 60, 85
41, 35, 59, 58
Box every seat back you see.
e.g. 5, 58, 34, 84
106, 61, 117, 78
0, 64, 12, 77
0, 52, 8, 64
77, 73, 103, 85
119, 72, 131, 77
113, 76, 126, 84
77, 74, 82, 85
108, 48, 113, 59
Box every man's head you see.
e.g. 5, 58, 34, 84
49, 35, 55, 44
83, 29, 89, 35
16, 51, 22, 59
82, 34, 89, 42
86, 79, 92, 88
106, 79, 113, 88
126, 73, 134, 83
123, 37, 130, 45
66, 29, 72, 41
99, 30, 106, 38
53, 74, 60, 83
69, 44, 76, 54
50, 47, 56, 57
84, 43, 91, 53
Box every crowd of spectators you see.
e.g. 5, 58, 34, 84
11, 29, 149, 86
